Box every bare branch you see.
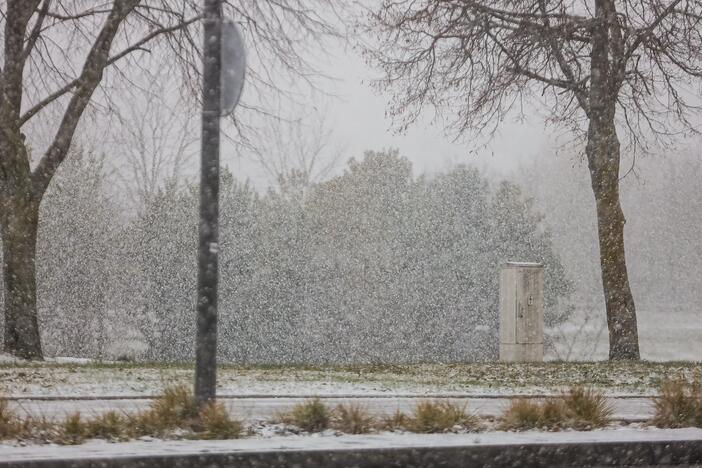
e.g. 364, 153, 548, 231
366, 0, 702, 149
21, 0, 51, 62
625, 0, 685, 60
31, 0, 140, 195
19, 13, 201, 126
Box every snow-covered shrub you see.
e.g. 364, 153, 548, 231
1, 149, 572, 364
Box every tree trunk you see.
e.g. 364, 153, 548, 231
0, 196, 43, 359
585, 115, 640, 360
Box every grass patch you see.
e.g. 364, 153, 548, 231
0, 400, 52, 441
501, 399, 549, 430
381, 408, 411, 431
500, 387, 613, 431
407, 400, 479, 433
86, 410, 127, 440
331, 403, 375, 434
196, 402, 242, 439
0, 398, 22, 439
381, 400, 479, 433
113, 386, 242, 440
58, 412, 87, 445
128, 384, 199, 436
0, 399, 17, 439
148, 384, 200, 428
652, 374, 702, 428
0, 386, 242, 444
284, 398, 330, 432
500, 399, 570, 430
564, 386, 613, 429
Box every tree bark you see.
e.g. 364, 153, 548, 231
585, 114, 640, 360
0, 195, 43, 359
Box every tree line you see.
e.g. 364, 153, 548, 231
0, 149, 571, 363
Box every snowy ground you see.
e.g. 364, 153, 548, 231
0, 361, 667, 425
549, 309, 702, 361
0, 361, 700, 450
0, 360, 698, 398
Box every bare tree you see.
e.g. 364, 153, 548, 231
115, 67, 197, 209
366, 0, 702, 360
253, 111, 345, 201
0, 0, 339, 359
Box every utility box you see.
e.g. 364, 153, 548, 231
499, 262, 544, 362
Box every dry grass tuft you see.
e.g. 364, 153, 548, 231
286, 398, 330, 432
0, 399, 21, 439
652, 374, 702, 428
196, 402, 242, 439
500, 387, 612, 431
148, 385, 200, 428
500, 398, 571, 430
540, 399, 569, 426
406, 400, 479, 433
115, 387, 243, 440
380, 408, 411, 431
58, 412, 87, 445
564, 386, 613, 429
331, 403, 375, 434
0, 386, 243, 443
86, 410, 126, 440
500, 399, 549, 430
381, 401, 479, 433
129, 385, 199, 436
14, 416, 53, 442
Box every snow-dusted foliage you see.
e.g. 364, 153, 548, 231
36, 151, 119, 357
1, 150, 122, 358
2, 149, 571, 363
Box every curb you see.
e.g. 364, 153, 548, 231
1, 436, 700, 467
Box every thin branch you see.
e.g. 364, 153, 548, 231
19, 13, 202, 126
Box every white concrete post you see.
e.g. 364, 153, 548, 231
499, 262, 544, 362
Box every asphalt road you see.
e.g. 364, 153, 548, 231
7, 395, 654, 422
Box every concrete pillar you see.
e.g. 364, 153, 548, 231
499, 262, 544, 362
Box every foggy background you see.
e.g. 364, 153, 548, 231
1, 1, 700, 363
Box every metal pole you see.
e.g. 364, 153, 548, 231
195, 0, 222, 407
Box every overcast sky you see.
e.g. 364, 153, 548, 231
224, 26, 554, 189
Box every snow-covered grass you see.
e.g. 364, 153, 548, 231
0, 360, 699, 397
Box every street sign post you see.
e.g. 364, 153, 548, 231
195, 0, 245, 408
